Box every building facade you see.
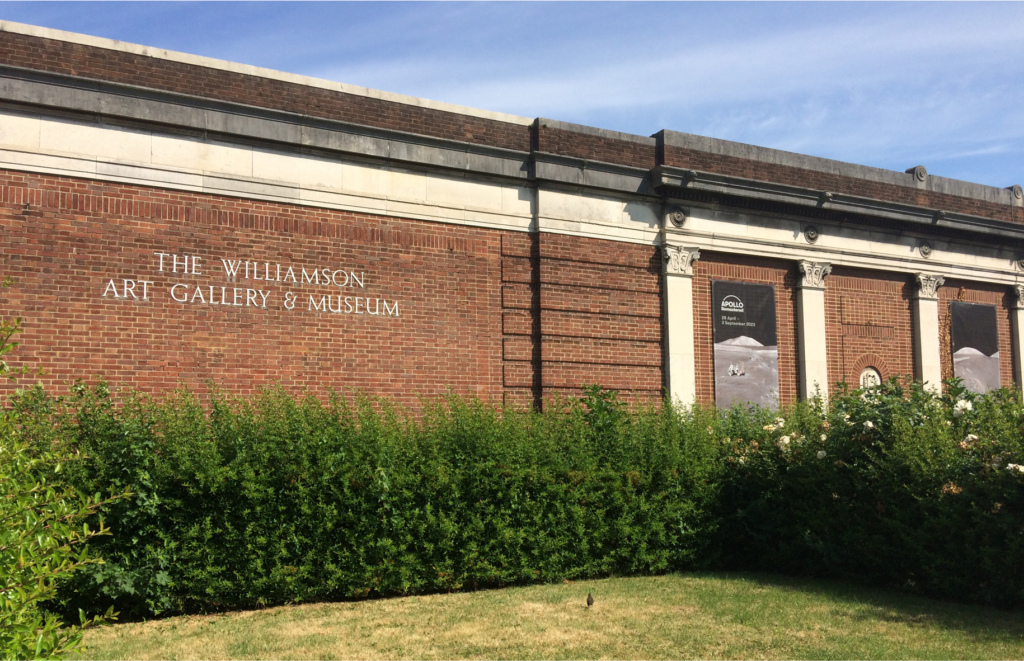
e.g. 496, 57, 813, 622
1, 21, 1022, 408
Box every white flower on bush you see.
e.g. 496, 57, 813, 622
964, 434, 979, 444
763, 424, 776, 432
945, 420, 953, 427
774, 417, 785, 427
820, 434, 827, 441
863, 420, 875, 431
738, 456, 746, 465
817, 450, 827, 459
777, 436, 790, 450
1006, 463, 1024, 473
953, 399, 973, 417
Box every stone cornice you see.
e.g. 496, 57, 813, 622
657, 130, 1021, 207
0, 65, 532, 181
651, 164, 1024, 243
528, 151, 651, 194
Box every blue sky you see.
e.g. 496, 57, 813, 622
3, 2, 1023, 189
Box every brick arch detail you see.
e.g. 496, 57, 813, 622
848, 353, 892, 384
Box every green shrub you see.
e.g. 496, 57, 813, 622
0, 438, 124, 659
716, 378, 1024, 607
12, 384, 724, 618
0, 292, 125, 659
9, 376, 1024, 621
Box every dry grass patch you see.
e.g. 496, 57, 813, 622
81, 573, 1024, 660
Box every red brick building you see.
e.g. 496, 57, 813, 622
1, 21, 1022, 408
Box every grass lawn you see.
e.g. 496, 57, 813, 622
81, 572, 1024, 660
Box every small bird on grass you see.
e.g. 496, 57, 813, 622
586, 592, 594, 608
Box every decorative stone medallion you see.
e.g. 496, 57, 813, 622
859, 367, 882, 388
804, 225, 819, 244
668, 206, 687, 228
907, 165, 928, 182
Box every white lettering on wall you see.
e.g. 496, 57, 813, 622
308, 295, 400, 316
155, 253, 201, 274
103, 250, 401, 318
222, 259, 242, 278
170, 283, 188, 302
102, 279, 154, 300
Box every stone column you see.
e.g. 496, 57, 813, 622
663, 244, 700, 406
912, 274, 945, 392
1011, 285, 1024, 389
796, 261, 831, 401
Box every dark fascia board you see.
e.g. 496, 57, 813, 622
652, 165, 1024, 242
0, 65, 531, 181
657, 129, 1022, 207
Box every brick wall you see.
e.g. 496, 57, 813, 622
534, 125, 655, 169
0, 32, 531, 152
500, 232, 540, 407
0, 169, 506, 406
824, 267, 915, 389
0, 169, 667, 407
938, 279, 1015, 389
500, 232, 663, 406
691, 252, 799, 406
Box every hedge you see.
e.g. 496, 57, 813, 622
10, 379, 1024, 619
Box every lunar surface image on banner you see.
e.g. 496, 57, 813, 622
712, 280, 779, 408
950, 301, 1000, 394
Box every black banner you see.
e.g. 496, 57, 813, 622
950, 301, 1000, 393
712, 280, 779, 408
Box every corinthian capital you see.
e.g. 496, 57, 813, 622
1013, 284, 1024, 309
798, 260, 831, 289
662, 244, 700, 276
914, 273, 944, 300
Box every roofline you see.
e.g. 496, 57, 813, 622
2, 19, 1021, 210
0, 19, 535, 127
658, 129, 1022, 207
